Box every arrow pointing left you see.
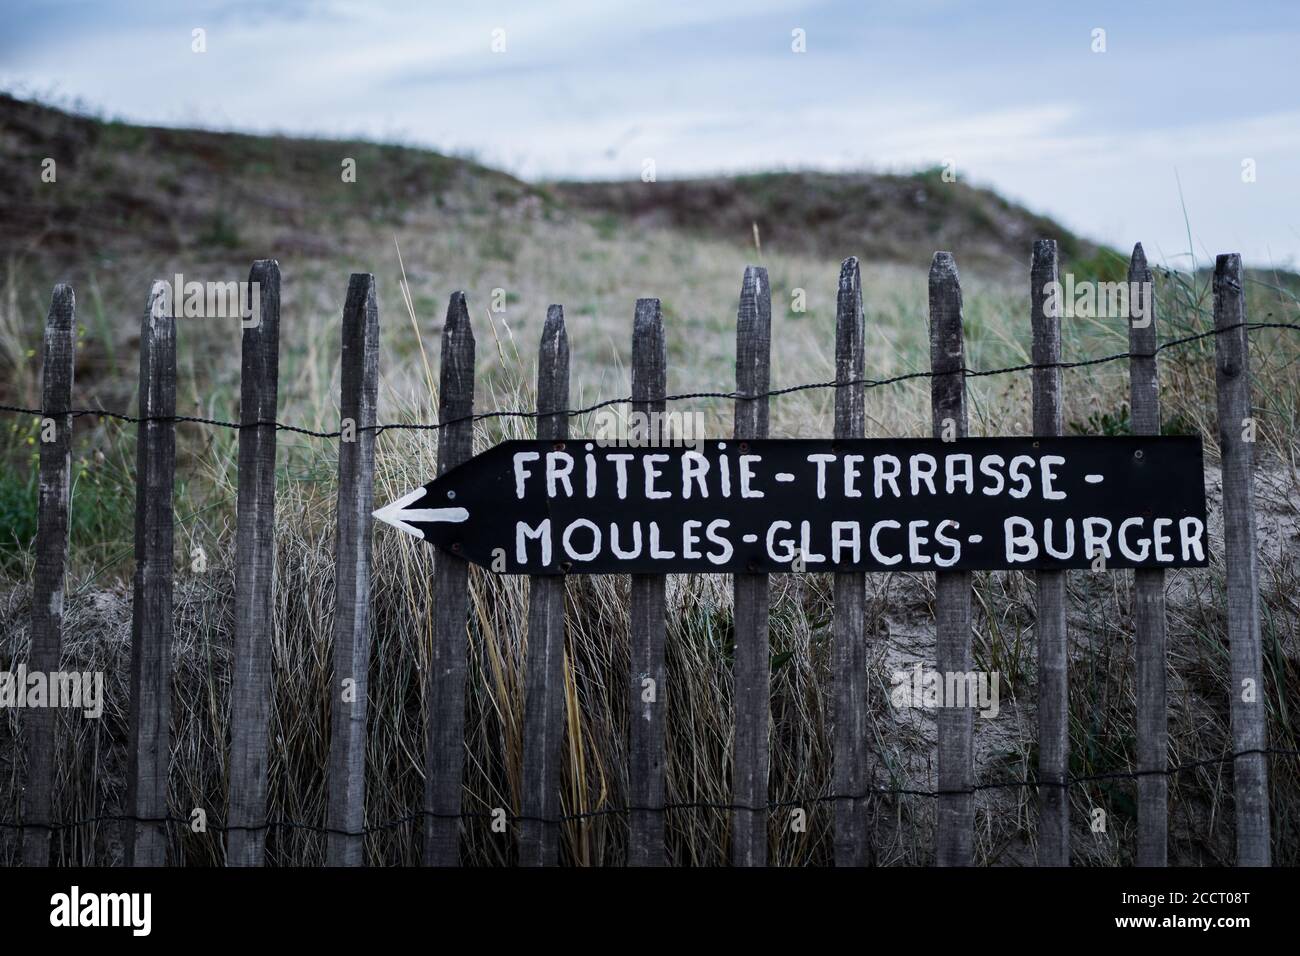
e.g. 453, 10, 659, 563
372, 486, 469, 540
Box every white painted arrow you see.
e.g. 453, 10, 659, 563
372, 486, 469, 540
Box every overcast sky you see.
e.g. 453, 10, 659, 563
4, 0, 1298, 267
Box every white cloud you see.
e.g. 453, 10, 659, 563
3, 0, 1297, 264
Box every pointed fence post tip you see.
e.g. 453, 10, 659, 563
931, 251, 958, 278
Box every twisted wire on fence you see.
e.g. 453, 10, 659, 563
0, 321, 1296, 438
2, 748, 1296, 837
2, 318, 1297, 853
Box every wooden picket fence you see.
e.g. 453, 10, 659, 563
15, 241, 1273, 867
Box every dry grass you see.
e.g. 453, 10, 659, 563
1, 249, 1296, 866
0, 95, 1298, 866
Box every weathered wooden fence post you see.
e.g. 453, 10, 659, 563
424, 292, 476, 866
1031, 239, 1070, 866
1128, 244, 1168, 867
22, 284, 76, 867
520, 305, 570, 867
832, 258, 868, 866
627, 298, 668, 867
930, 252, 974, 866
227, 260, 281, 867
731, 265, 771, 867
1212, 252, 1271, 867
326, 274, 380, 866
125, 280, 177, 866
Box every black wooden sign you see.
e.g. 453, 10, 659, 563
374, 437, 1208, 574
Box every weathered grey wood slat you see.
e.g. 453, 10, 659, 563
930, 252, 974, 866
227, 260, 281, 867
22, 284, 76, 867
832, 258, 868, 866
1128, 244, 1168, 867
520, 306, 571, 867
423, 292, 476, 866
731, 265, 772, 867
325, 274, 380, 866
1031, 239, 1070, 866
125, 281, 177, 867
627, 298, 668, 867
1212, 253, 1271, 867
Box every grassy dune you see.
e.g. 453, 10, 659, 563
0, 94, 1297, 865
